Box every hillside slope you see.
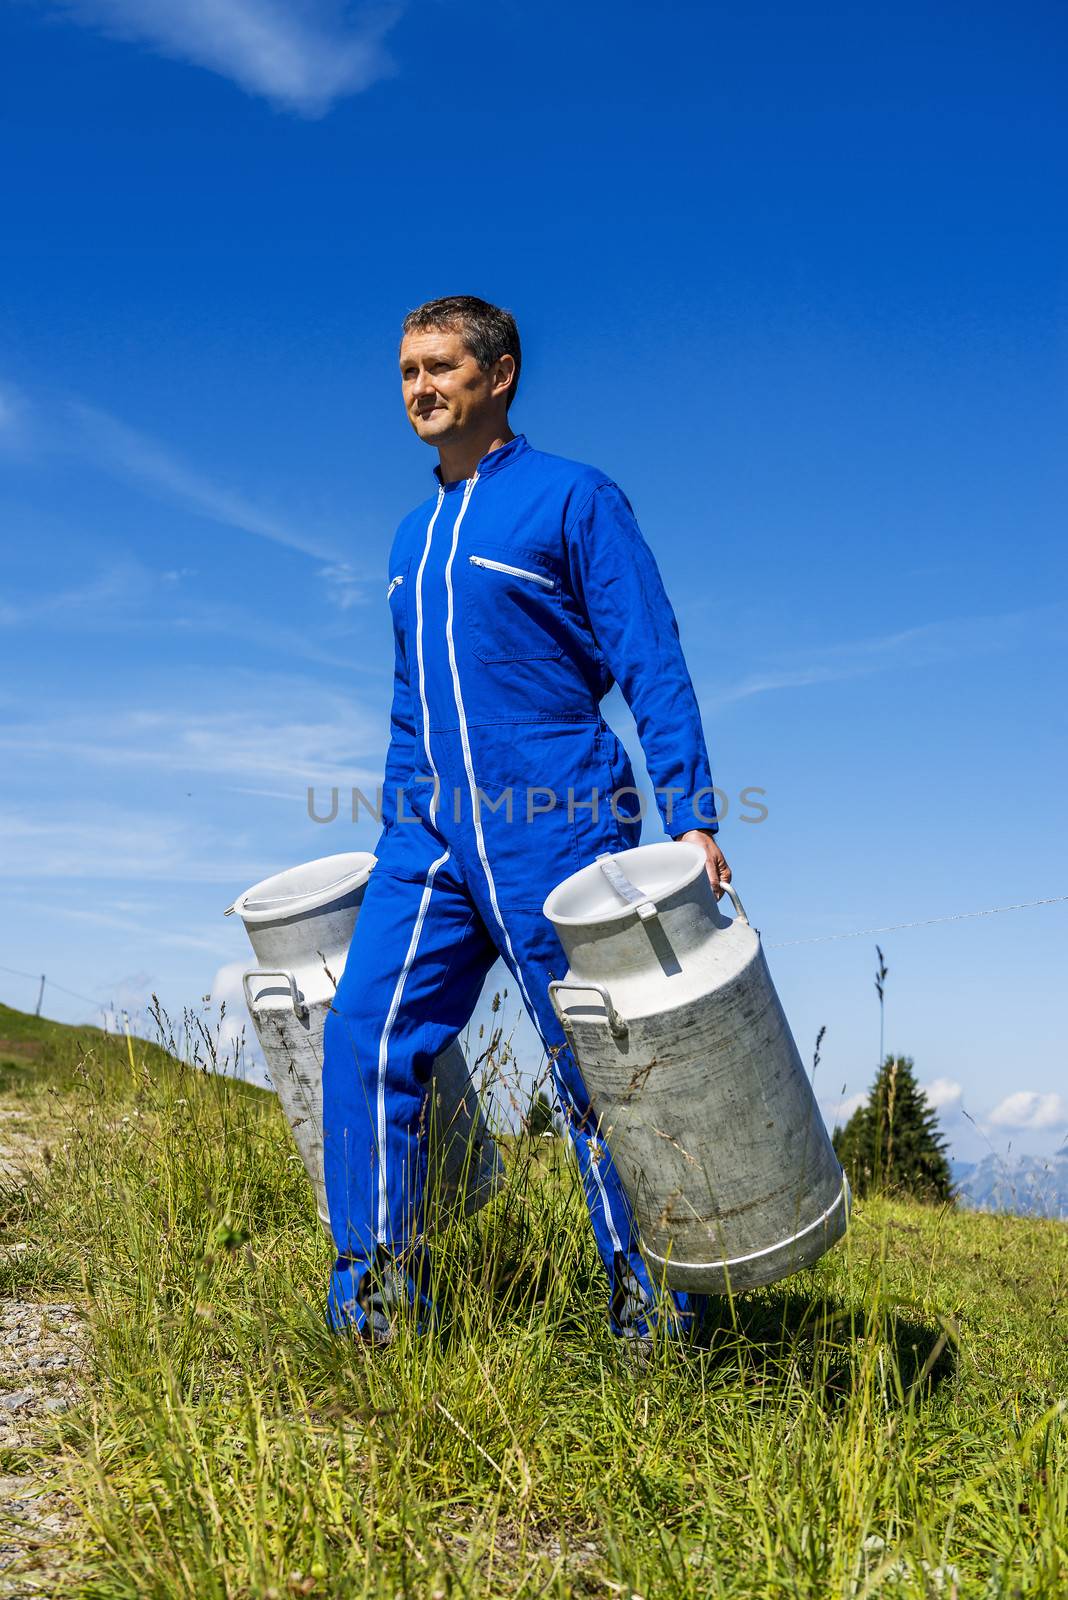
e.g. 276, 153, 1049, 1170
0, 1000, 268, 1098
0, 1001, 173, 1080
0, 1005, 1065, 1598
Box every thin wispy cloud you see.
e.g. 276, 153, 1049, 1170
59, 906, 231, 954
45, 0, 402, 116
0, 381, 31, 451
0, 386, 20, 433
0, 561, 375, 668
0, 695, 384, 789
0, 805, 263, 884
69, 401, 339, 561
0, 561, 156, 628
706, 605, 1067, 709
1, 380, 374, 598
173, 599, 376, 672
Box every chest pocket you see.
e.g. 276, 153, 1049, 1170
386, 555, 412, 665
464, 546, 566, 663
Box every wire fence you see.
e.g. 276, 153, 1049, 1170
765, 892, 1068, 948
0, 960, 113, 1014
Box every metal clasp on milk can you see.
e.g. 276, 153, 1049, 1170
544, 842, 849, 1293
227, 852, 503, 1240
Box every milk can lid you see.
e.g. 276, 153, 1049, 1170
228, 852, 375, 925
543, 841, 707, 927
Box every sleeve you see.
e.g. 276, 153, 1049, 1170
565, 480, 718, 838
377, 604, 418, 839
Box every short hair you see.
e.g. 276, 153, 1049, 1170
401, 295, 522, 409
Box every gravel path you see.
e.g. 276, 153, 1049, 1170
0, 1097, 88, 1597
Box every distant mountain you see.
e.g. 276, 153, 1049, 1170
952, 1152, 1068, 1219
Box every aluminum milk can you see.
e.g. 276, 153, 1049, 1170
544, 841, 848, 1292
228, 852, 502, 1239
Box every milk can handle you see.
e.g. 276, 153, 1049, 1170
242, 969, 309, 1021
717, 878, 749, 923
548, 979, 628, 1040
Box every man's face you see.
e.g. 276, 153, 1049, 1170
399, 325, 510, 446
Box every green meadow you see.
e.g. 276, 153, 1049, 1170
1, 1003, 1065, 1598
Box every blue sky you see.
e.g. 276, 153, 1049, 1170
1, 0, 1065, 1161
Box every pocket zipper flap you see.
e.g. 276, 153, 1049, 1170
387, 575, 405, 599
469, 554, 555, 590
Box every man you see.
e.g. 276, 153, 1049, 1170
322, 295, 730, 1346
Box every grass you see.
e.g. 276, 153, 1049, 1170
0, 1000, 194, 1097
1, 1008, 1066, 1598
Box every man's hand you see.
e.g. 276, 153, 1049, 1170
675, 828, 731, 898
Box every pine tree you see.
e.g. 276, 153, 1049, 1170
527, 1088, 557, 1138
833, 1055, 953, 1203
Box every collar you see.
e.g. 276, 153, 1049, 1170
434, 432, 530, 490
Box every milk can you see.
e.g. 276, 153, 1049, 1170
227, 852, 502, 1239
544, 842, 848, 1292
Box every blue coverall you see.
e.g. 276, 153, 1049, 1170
322, 434, 719, 1335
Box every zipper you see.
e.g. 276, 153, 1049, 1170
387, 575, 404, 599
415, 487, 445, 827
444, 475, 544, 1046
468, 554, 555, 590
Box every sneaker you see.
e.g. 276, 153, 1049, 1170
355, 1257, 406, 1346
327, 1246, 431, 1343
610, 1254, 699, 1360
611, 1256, 659, 1363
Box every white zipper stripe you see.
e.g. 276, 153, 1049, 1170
468, 554, 555, 589
414, 488, 445, 827
428, 473, 629, 1260
375, 844, 451, 1241
554, 1074, 624, 1254
387, 575, 404, 599
586, 1135, 625, 1253
442, 476, 624, 1256
442, 476, 534, 1012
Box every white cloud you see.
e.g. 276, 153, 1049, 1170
988, 1091, 1068, 1132
922, 1077, 964, 1115
823, 1091, 866, 1128
98, 961, 268, 1084
48, 0, 402, 116
318, 562, 371, 610
208, 958, 267, 1082
210, 958, 251, 1009
93, 970, 155, 1021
